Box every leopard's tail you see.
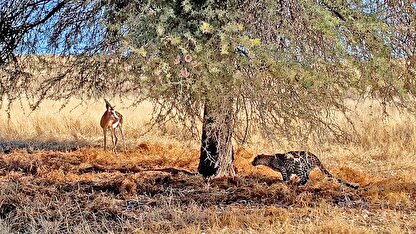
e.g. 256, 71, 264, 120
319, 165, 359, 189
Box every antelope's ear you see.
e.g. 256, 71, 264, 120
104, 99, 113, 110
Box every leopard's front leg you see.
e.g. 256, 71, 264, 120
279, 168, 290, 182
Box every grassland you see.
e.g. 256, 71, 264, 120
0, 98, 415, 233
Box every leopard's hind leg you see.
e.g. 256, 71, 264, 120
298, 172, 309, 185
298, 166, 310, 185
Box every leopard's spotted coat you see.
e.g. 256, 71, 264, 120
252, 151, 359, 189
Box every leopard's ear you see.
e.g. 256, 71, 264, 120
276, 153, 286, 158
252, 154, 265, 165
252, 156, 259, 165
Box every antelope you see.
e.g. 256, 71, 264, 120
100, 99, 126, 152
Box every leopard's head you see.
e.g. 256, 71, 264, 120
252, 154, 271, 166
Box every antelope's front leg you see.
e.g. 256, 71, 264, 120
114, 128, 118, 152
103, 129, 107, 151
110, 128, 115, 153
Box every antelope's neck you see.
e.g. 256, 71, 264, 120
111, 118, 120, 128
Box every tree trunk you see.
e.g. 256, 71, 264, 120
198, 100, 235, 178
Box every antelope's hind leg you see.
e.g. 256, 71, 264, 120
110, 128, 117, 153
119, 125, 126, 152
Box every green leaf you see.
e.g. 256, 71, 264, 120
200, 21, 214, 34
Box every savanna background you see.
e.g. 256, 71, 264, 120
0, 96, 415, 233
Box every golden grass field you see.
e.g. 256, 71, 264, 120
0, 98, 415, 233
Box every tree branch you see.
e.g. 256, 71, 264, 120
321, 1, 346, 22
23, 0, 69, 31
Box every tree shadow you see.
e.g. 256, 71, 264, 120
78, 163, 197, 176
0, 139, 92, 154
363, 181, 416, 194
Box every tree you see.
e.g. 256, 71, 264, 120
0, 0, 108, 109
1, 0, 415, 177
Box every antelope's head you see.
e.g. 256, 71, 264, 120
104, 99, 119, 120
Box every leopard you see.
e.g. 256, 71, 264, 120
252, 151, 359, 189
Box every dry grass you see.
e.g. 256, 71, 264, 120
0, 98, 415, 233
0, 98, 195, 151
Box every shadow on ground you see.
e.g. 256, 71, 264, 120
0, 139, 93, 153
0, 145, 415, 233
